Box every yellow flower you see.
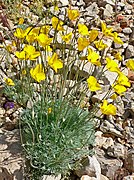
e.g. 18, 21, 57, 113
22, 69, 26, 75
48, 53, 63, 73
40, 25, 50, 34
4, 78, 15, 86
101, 21, 113, 37
106, 57, 120, 73
55, 6, 59, 11
15, 45, 40, 60
78, 24, 89, 36
89, 29, 98, 42
100, 100, 116, 115
61, 32, 72, 43
23, 45, 40, 60
37, 33, 52, 48
14, 28, 26, 39
18, 17, 24, 25
68, 9, 80, 21
126, 59, 134, 71
15, 51, 26, 59
26, 27, 39, 43
112, 32, 123, 44
113, 84, 127, 95
30, 64, 46, 83
117, 73, 131, 87
110, 93, 118, 100
88, 48, 101, 66
94, 40, 107, 51
51, 17, 64, 31
113, 52, 122, 61
87, 76, 101, 91
48, 108, 52, 114
78, 37, 89, 51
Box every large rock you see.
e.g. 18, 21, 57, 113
95, 148, 123, 179
125, 45, 134, 59
126, 149, 134, 173
0, 129, 24, 180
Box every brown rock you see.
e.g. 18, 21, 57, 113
0, 167, 13, 180
126, 149, 134, 173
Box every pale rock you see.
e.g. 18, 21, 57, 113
76, 0, 85, 6
123, 27, 132, 34
130, 27, 134, 42
85, 3, 99, 17
126, 0, 134, 4
104, 71, 118, 85
88, 156, 101, 179
0, 129, 24, 179
117, 2, 125, 7
81, 174, 109, 180
102, 138, 114, 149
26, 98, 34, 109
59, 0, 69, 6
42, 175, 61, 180
105, 0, 115, 6
100, 174, 109, 180
0, 108, 5, 115
114, 42, 123, 49
123, 175, 134, 180
75, 155, 101, 178
100, 120, 123, 138
81, 175, 92, 180
107, 142, 127, 158
125, 45, 134, 59
95, 148, 123, 179
126, 149, 134, 173
104, 4, 114, 17
123, 43, 129, 49
95, 131, 114, 149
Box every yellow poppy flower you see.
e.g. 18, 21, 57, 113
68, 9, 80, 21
40, 25, 50, 34
26, 27, 40, 43
106, 57, 120, 73
110, 93, 118, 100
15, 51, 26, 59
126, 59, 134, 71
51, 17, 64, 31
18, 17, 24, 25
117, 73, 131, 87
112, 32, 123, 44
113, 52, 122, 61
78, 37, 89, 51
14, 28, 26, 39
87, 76, 101, 91
101, 21, 113, 37
48, 53, 63, 73
88, 48, 101, 66
94, 40, 107, 51
78, 24, 89, 36
48, 107, 52, 114
30, 64, 46, 83
23, 45, 40, 60
113, 84, 127, 95
61, 32, 72, 43
4, 78, 15, 86
89, 29, 98, 42
37, 33, 53, 47
100, 100, 116, 115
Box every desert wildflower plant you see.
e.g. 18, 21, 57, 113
1, 0, 133, 179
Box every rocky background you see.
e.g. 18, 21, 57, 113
0, 0, 134, 179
